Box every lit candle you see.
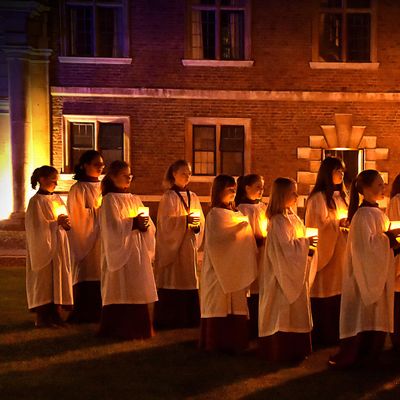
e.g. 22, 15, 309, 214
52, 201, 68, 218
137, 206, 149, 217
305, 227, 318, 238
190, 209, 201, 218
390, 221, 400, 230
260, 217, 268, 237
233, 214, 249, 224
337, 208, 348, 220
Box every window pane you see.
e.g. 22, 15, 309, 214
221, 152, 243, 176
71, 122, 94, 147
192, 10, 215, 59
194, 151, 215, 175
220, 11, 244, 60
100, 149, 123, 170
221, 0, 247, 6
98, 123, 123, 149
347, 13, 370, 61
320, 0, 342, 7
347, 0, 370, 8
97, 7, 123, 57
193, 125, 216, 151
220, 125, 244, 152
67, 6, 93, 56
319, 13, 342, 62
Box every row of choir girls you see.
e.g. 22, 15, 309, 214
25, 152, 400, 368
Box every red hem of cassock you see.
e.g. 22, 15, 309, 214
68, 281, 102, 324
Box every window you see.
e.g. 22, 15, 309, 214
186, 118, 250, 178
187, 0, 250, 60
61, 0, 128, 58
63, 116, 130, 173
314, 0, 376, 63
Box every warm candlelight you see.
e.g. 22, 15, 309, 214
137, 206, 149, 217
233, 214, 249, 224
52, 202, 68, 218
190, 209, 201, 218
260, 216, 268, 237
337, 208, 348, 220
305, 227, 318, 238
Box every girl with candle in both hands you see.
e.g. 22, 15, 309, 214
25, 166, 73, 327
305, 157, 349, 346
329, 170, 400, 369
258, 178, 317, 362
99, 161, 157, 340
200, 175, 258, 353
154, 160, 205, 329
386, 173, 400, 351
67, 150, 104, 323
235, 174, 267, 339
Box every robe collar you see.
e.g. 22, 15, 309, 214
37, 188, 53, 195
77, 175, 99, 183
360, 199, 379, 208
171, 184, 188, 192
239, 197, 260, 205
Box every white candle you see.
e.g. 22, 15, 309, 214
137, 206, 149, 217
305, 227, 318, 238
190, 209, 201, 218
260, 217, 268, 237
337, 209, 348, 220
390, 221, 400, 230
52, 202, 68, 218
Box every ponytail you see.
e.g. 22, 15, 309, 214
30, 166, 58, 189
347, 179, 360, 223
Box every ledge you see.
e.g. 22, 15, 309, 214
58, 57, 133, 65
182, 59, 254, 67
309, 62, 380, 70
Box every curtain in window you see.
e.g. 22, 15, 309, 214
192, 10, 204, 59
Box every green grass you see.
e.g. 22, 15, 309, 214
1, 267, 400, 400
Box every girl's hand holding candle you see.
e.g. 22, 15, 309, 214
136, 208, 150, 232
188, 209, 201, 227
305, 227, 318, 248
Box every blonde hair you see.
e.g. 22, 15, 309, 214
163, 160, 191, 189
267, 177, 296, 219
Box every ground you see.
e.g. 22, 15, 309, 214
1, 266, 400, 400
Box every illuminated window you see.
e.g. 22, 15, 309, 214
61, 0, 128, 57
314, 0, 376, 62
187, 0, 251, 60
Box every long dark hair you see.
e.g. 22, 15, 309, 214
163, 160, 191, 189
73, 150, 102, 181
211, 174, 236, 208
235, 174, 263, 206
348, 169, 380, 222
101, 160, 130, 196
308, 157, 347, 209
30, 166, 58, 189
267, 177, 296, 219
390, 173, 400, 199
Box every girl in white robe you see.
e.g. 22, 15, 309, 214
386, 173, 400, 351
67, 150, 104, 323
25, 166, 73, 327
305, 157, 349, 345
199, 174, 258, 353
258, 177, 317, 362
236, 174, 267, 339
154, 160, 205, 329
329, 170, 399, 369
99, 161, 158, 340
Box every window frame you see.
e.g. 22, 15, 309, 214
62, 115, 130, 174
185, 117, 251, 181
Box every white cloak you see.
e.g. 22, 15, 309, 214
340, 207, 395, 338
155, 190, 205, 289
67, 181, 102, 285
25, 193, 73, 309
259, 213, 315, 337
305, 191, 348, 297
387, 194, 400, 291
100, 193, 158, 305
200, 207, 258, 318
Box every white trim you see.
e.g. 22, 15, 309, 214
182, 59, 254, 67
51, 86, 400, 102
0, 100, 9, 113
309, 62, 380, 70
58, 57, 133, 65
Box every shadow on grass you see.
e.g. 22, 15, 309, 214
1, 340, 282, 400
242, 350, 400, 400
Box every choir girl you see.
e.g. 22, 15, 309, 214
329, 170, 398, 368
67, 150, 104, 323
235, 174, 267, 339
154, 160, 205, 329
258, 177, 317, 362
25, 166, 73, 327
200, 174, 258, 353
99, 160, 157, 340
305, 157, 348, 345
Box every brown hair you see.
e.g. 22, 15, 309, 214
235, 174, 264, 206
390, 173, 400, 199
101, 160, 130, 196
73, 150, 102, 181
211, 174, 236, 208
30, 166, 58, 189
267, 177, 296, 219
163, 160, 191, 189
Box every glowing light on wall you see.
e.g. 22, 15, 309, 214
0, 111, 13, 220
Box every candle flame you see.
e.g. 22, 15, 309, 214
337, 208, 348, 220
52, 201, 68, 218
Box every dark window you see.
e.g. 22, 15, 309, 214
220, 125, 244, 176
70, 122, 95, 169
193, 125, 216, 175
98, 123, 124, 170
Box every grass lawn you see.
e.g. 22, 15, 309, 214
1, 267, 400, 400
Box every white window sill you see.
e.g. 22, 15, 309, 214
309, 62, 380, 70
58, 57, 133, 65
182, 59, 254, 67
190, 176, 215, 183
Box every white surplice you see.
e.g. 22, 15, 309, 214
259, 212, 316, 337
387, 194, 400, 291
305, 191, 348, 297
100, 193, 158, 305
25, 193, 73, 309
340, 207, 395, 338
155, 190, 205, 289
67, 181, 102, 285
200, 207, 258, 318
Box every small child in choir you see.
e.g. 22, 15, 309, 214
199, 174, 258, 353
235, 174, 267, 339
98, 161, 158, 340
386, 173, 400, 351
258, 177, 317, 362
25, 166, 73, 327
154, 160, 205, 329
329, 170, 400, 368
67, 150, 104, 323
305, 157, 349, 346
